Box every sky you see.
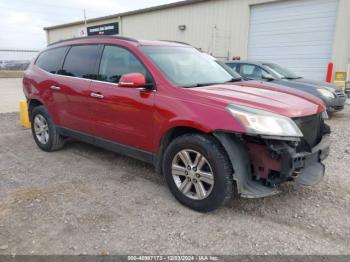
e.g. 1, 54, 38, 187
0, 0, 179, 50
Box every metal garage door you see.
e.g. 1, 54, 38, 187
248, 0, 339, 80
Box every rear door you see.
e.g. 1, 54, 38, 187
55, 44, 100, 133
32, 46, 69, 124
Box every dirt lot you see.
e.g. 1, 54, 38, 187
0, 106, 349, 255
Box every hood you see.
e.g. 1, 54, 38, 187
265, 79, 327, 101
293, 78, 342, 92
189, 81, 325, 118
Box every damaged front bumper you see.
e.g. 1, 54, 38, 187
214, 132, 331, 199
266, 134, 330, 187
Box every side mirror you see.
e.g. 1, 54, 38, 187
118, 73, 146, 88
262, 73, 275, 81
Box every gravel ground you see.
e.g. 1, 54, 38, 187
0, 106, 349, 255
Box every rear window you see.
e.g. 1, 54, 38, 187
35, 47, 68, 74
59, 45, 99, 79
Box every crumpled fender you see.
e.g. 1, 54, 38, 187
213, 132, 279, 198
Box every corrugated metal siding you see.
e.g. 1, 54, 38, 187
248, 0, 339, 80
122, 0, 277, 59
45, 0, 349, 76
123, 0, 233, 58
46, 0, 282, 59
332, 0, 350, 73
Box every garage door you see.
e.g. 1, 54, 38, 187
248, 0, 338, 80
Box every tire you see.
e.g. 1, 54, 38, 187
162, 133, 234, 212
31, 106, 65, 152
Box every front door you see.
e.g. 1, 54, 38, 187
89, 45, 155, 152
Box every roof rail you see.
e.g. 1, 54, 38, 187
160, 40, 192, 46
48, 35, 139, 47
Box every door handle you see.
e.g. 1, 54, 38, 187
90, 92, 104, 99
50, 85, 61, 91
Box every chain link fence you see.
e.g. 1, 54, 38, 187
0, 49, 39, 71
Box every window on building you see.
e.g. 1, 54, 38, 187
59, 45, 99, 79
35, 47, 68, 74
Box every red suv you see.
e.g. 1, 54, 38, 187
23, 36, 330, 212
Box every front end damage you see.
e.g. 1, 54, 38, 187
214, 114, 331, 198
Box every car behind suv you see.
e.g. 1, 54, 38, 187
226, 61, 347, 113
23, 36, 330, 212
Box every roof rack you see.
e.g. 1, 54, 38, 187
48, 35, 139, 47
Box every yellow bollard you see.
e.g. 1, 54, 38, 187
19, 100, 31, 129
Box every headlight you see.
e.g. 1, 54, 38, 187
318, 89, 335, 99
226, 104, 303, 137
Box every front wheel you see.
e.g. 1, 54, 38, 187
162, 134, 234, 212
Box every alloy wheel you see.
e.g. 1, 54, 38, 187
171, 149, 214, 200
33, 114, 49, 145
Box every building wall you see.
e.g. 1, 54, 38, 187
332, 0, 350, 75
122, 0, 278, 59
47, 17, 121, 44
46, 0, 350, 77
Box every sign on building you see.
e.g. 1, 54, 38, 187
87, 23, 119, 36
78, 28, 87, 37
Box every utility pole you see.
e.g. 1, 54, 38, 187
83, 9, 87, 28
83, 9, 88, 37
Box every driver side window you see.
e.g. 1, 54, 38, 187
98, 45, 151, 84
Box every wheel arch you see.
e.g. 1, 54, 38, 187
155, 125, 208, 175
28, 99, 44, 119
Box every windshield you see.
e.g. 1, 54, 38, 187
216, 60, 242, 79
263, 63, 300, 79
141, 46, 236, 87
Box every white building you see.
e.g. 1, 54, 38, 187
44, 0, 350, 81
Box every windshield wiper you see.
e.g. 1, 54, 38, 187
184, 82, 221, 88
282, 76, 302, 80
184, 78, 242, 88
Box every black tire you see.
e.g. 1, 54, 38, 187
31, 106, 66, 152
162, 133, 234, 212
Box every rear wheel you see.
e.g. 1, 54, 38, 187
163, 134, 233, 212
31, 106, 66, 152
